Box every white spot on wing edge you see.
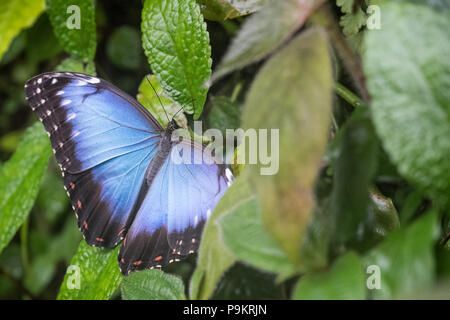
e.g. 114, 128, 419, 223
61, 99, 71, 106
86, 77, 100, 84
67, 112, 76, 121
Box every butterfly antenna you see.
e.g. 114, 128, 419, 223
146, 75, 170, 123
172, 106, 184, 119
171, 96, 192, 120
180, 96, 196, 121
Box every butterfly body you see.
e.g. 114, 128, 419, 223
144, 120, 176, 186
24, 72, 232, 275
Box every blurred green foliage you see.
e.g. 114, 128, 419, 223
0, 0, 448, 300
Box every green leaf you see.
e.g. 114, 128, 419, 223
197, 0, 270, 20
0, 31, 26, 66
0, 244, 23, 279
191, 175, 257, 299
336, 0, 354, 14
299, 196, 332, 271
141, 0, 211, 118
121, 269, 185, 300
393, 0, 450, 11
436, 244, 450, 278
0, 122, 51, 255
25, 14, 62, 64
25, 220, 80, 295
330, 108, 379, 252
220, 188, 297, 279
212, 263, 284, 299
363, 211, 439, 299
364, 2, 450, 209
211, 0, 325, 82
197, 0, 239, 21
398, 190, 424, 225
226, 0, 271, 13
0, 0, 45, 62
207, 96, 241, 135
188, 268, 204, 299
242, 27, 333, 263
368, 188, 400, 240
55, 57, 96, 75
336, 0, 369, 36
293, 252, 366, 300
340, 7, 367, 36
24, 255, 56, 295
399, 281, 450, 299
57, 242, 122, 300
46, 0, 97, 62
35, 166, 69, 225
137, 74, 188, 129
0, 130, 21, 153
106, 26, 142, 70
48, 219, 81, 263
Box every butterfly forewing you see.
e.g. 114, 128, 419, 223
25, 72, 161, 247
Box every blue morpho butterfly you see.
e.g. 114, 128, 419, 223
24, 72, 233, 275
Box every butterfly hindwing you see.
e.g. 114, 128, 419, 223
64, 147, 157, 247
118, 141, 232, 275
25, 72, 163, 247
118, 158, 171, 273
167, 141, 231, 255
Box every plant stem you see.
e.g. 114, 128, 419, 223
231, 82, 243, 102
335, 82, 364, 108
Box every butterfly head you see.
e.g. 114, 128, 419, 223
166, 119, 179, 134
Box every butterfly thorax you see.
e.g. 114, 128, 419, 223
144, 120, 178, 186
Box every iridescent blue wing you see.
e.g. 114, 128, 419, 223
118, 141, 233, 274
25, 72, 163, 247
